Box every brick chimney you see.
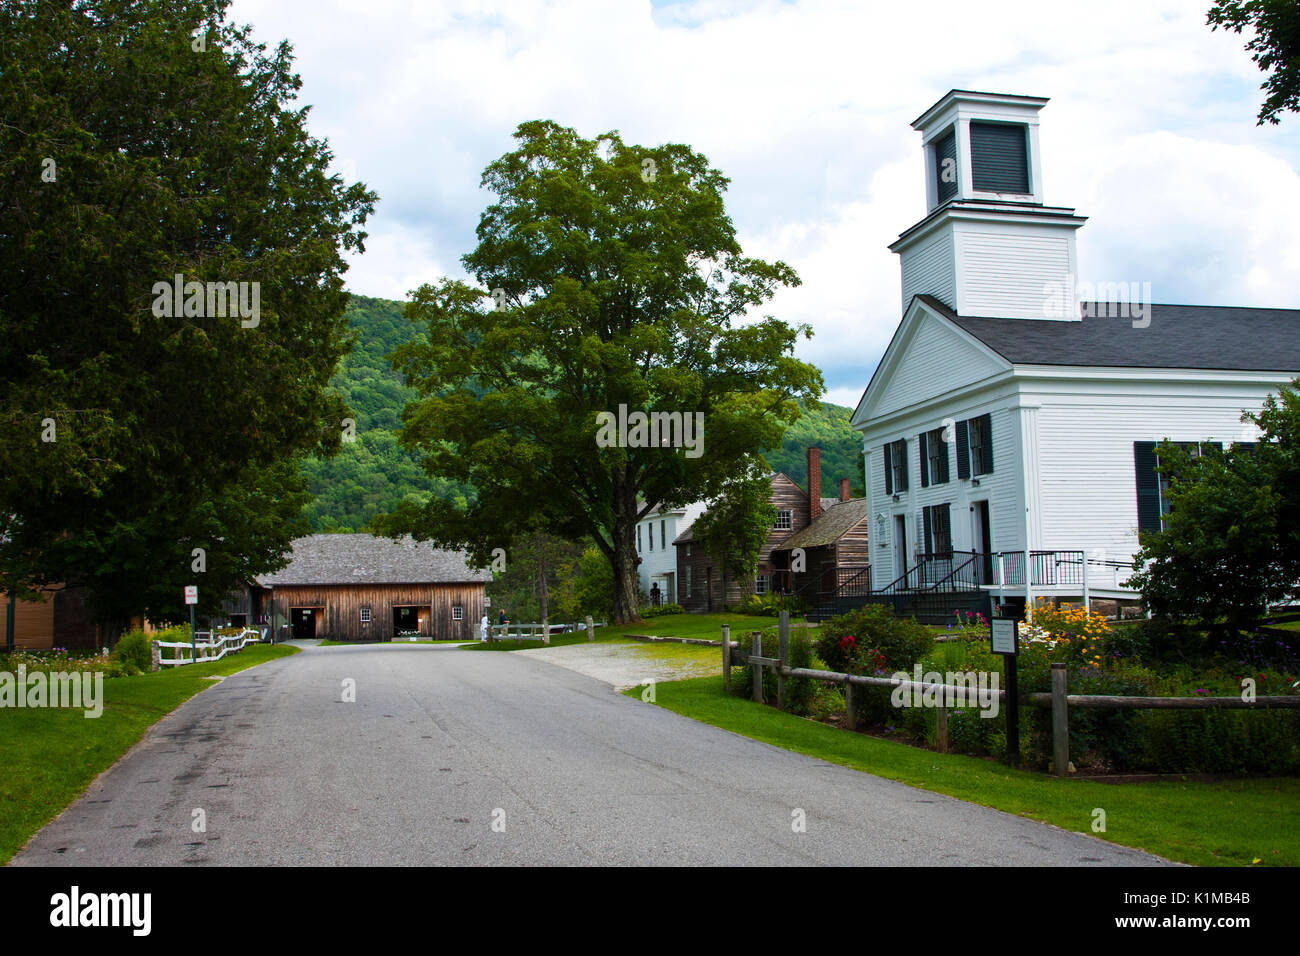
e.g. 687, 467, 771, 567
840, 478, 850, 502
808, 447, 821, 521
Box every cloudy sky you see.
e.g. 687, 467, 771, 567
229, 0, 1300, 409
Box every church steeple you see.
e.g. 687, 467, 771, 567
891, 90, 1087, 321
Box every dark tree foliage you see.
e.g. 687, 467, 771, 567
0, 0, 375, 637
1208, 0, 1300, 124
1129, 380, 1300, 639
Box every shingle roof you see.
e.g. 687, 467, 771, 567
772, 499, 869, 551
256, 534, 492, 587
922, 295, 1300, 371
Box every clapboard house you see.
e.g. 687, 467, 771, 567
226, 534, 491, 642
674, 448, 870, 612
851, 89, 1300, 618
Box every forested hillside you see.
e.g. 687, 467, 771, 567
301, 296, 864, 530
298, 295, 476, 531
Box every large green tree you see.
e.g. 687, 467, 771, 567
1129, 380, 1300, 638
0, 0, 375, 637
376, 120, 822, 624
1208, 0, 1300, 124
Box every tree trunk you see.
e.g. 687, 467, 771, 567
610, 475, 641, 625
536, 535, 549, 626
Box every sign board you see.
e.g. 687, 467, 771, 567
484, 597, 491, 607
990, 617, 1017, 655
184, 585, 198, 605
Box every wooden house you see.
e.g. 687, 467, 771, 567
673, 448, 870, 612
225, 533, 492, 642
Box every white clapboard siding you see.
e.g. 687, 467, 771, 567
956, 230, 1072, 319
899, 228, 955, 312
1031, 380, 1282, 563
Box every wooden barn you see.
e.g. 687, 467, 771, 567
227, 534, 491, 642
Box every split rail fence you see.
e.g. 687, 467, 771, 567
725, 613, 1300, 776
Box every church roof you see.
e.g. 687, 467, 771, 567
921, 295, 1300, 372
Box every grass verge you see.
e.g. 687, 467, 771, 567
628, 673, 1299, 867
463, 613, 791, 651
317, 639, 473, 646
0, 643, 299, 863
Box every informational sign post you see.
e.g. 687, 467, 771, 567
185, 585, 198, 662
990, 616, 1019, 768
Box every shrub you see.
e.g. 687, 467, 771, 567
732, 592, 805, 616
112, 628, 153, 673
815, 603, 933, 675
641, 603, 684, 618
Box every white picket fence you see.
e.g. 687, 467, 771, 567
156, 627, 264, 667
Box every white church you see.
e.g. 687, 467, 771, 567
851, 89, 1300, 616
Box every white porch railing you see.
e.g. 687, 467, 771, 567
156, 627, 263, 667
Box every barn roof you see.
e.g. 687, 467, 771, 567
256, 534, 492, 587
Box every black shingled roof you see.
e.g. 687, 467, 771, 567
918, 295, 1300, 372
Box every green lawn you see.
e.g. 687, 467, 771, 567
0, 643, 299, 864
317, 638, 473, 646
628, 673, 1299, 867
464, 613, 800, 651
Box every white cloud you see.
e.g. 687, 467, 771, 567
228, 0, 1300, 405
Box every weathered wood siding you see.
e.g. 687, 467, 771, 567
1, 585, 97, 650
834, 519, 871, 566
267, 583, 485, 641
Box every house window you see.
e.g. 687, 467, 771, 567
884, 438, 909, 494
755, 574, 769, 595
1136, 440, 1224, 533
648, 524, 653, 551
773, 509, 792, 531
919, 427, 949, 487
922, 504, 953, 556
967, 416, 993, 478
452, 606, 463, 621
660, 520, 665, 550
360, 607, 371, 623
685, 567, 692, 598
637, 525, 642, 553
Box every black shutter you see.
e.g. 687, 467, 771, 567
980, 413, 994, 474
922, 507, 933, 556
936, 504, 951, 553
1134, 441, 1161, 534
883, 445, 893, 495
956, 420, 970, 480
970, 122, 1029, 194
934, 129, 957, 204
918, 432, 929, 488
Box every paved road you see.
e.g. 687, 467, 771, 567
13, 644, 1172, 866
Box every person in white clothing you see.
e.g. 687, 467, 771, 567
479, 614, 489, 642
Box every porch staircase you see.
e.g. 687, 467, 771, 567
797, 554, 989, 626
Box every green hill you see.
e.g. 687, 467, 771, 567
300, 295, 864, 531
